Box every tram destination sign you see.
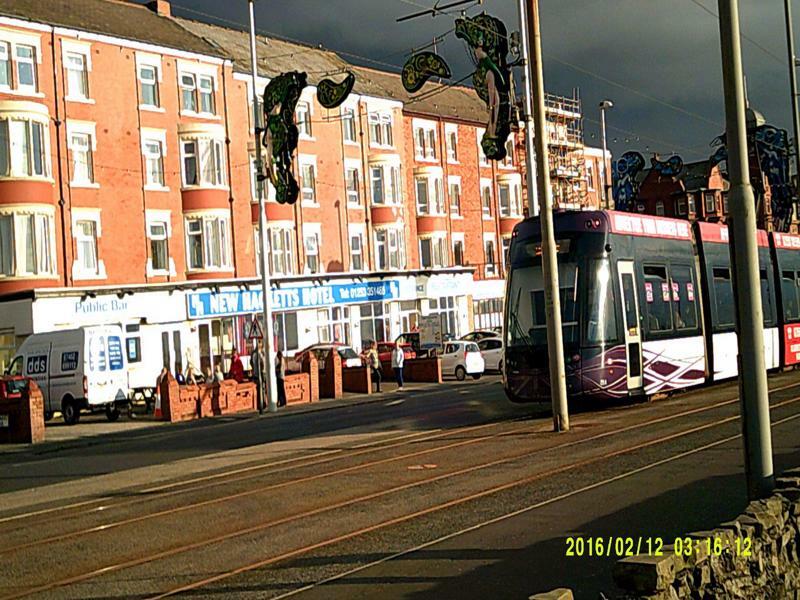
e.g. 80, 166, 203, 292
186, 280, 402, 319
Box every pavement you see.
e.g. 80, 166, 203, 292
1, 371, 799, 600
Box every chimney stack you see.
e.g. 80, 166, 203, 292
146, 0, 171, 17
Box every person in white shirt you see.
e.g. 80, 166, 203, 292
391, 344, 405, 391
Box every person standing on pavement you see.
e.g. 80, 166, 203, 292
275, 350, 287, 407
391, 344, 404, 391
365, 342, 382, 393
228, 347, 245, 383
251, 340, 264, 408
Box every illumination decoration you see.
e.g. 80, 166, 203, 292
455, 13, 512, 161
401, 51, 452, 93
651, 155, 684, 178
262, 71, 308, 204
611, 151, 646, 212
317, 71, 356, 109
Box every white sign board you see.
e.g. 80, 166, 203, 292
419, 315, 442, 347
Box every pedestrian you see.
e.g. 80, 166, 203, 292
391, 344, 405, 391
275, 350, 287, 407
251, 340, 264, 409
203, 365, 213, 383
228, 347, 245, 383
184, 351, 202, 385
214, 363, 225, 383
365, 342, 382, 392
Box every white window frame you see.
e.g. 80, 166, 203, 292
184, 211, 232, 272
66, 120, 97, 188
419, 234, 448, 269
62, 42, 92, 103
369, 111, 394, 148
303, 223, 322, 274
415, 172, 444, 216
141, 129, 167, 191
501, 236, 512, 270
179, 134, 227, 189
374, 226, 405, 271
500, 135, 515, 168
0, 205, 56, 279
0, 42, 10, 90
483, 233, 497, 277
498, 180, 522, 218
268, 224, 296, 276
299, 155, 317, 205
0, 33, 43, 96
296, 100, 313, 139
348, 223, 366, 272
145, 209, 175, 277
477, 127, 489, 166
448, 175, 461, 216
452, 233, 465, 267
480, 178, 493, 219
445, 123, 458, 163
345, 159, 362, 207
71, 208, 105, 280
341, 105, 357, 144
177, 63, 218, 117
136, 53, 162, 111
0, 111, 52, 180
15, 44, 37, 94
413, 119, 438, 161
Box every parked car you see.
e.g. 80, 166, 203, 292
376, 342, 416, 363
478, 337, 503, 371
4, 326, 129, 424
460, 330, 501, 343
439, 341, 485, 380
287, 343, 362, 372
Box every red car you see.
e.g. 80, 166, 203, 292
376, 342, 416, 363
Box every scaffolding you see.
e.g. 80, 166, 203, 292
544, 89, 589, 209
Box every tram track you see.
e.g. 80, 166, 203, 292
3, 376, 795, 554
3, 385, 800, 600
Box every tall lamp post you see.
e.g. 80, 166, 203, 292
785, 0, 800, 210
718, 0, 774, 499
599, 99, 613, 209
249, 0, 278, 413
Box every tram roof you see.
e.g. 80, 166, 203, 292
514, 210, 693, 242
696, 221, 769, 248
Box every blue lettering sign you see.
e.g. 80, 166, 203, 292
186, 280, 401, 319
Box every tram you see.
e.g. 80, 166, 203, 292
503, 210, 800, 403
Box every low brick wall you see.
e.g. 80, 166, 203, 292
319, 350, 343, 399
159, 374, 259, 421
0, 379, 45, 444
612, 471, 800, 599
285, 373, 313, 405
404, 357, 442, 383
300, 353, 320, 402
342, 366, 372, 394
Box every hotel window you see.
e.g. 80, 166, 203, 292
15, 45, 36, 92
0, 116, 49, 178
587, 163, 595, 190
369, 112, 393, 147
481, 181, 492, 217
65, 52, 89, 100
0, 43, 9, 88
414, 123, 437, 160
346, 166, 360, 205
185, 214, 231, 270
449, 178, 461, 215
142, 137, 165, 187
477, 128, 489, 166
371, 164, 400, 205
705, 192, 716, 214
75, 219, 99, 275
149, 221, 169, 272
688, 194, 697, 214
273, 312, 299, 352
350, 232, 364, 271
484, 237, 497, 276
180, 73, 215, 115
300, 160, 317, 204
0, 209, 55, 277
304, 230, 320, 274
69, 131, 94, 185
342, 106, 356, 142
453, 239, 464, 266
138, 64, 159, 108
502, 237, 511, 269
446, 126, 458, 162
499, 182, 521, 217
501, 137, 514, 167
420, 236, 448, 269
296, 101, 312, 137
360, 302, 390, 345
269, 227, 295, 275
181, 138, 226, 187
415, 175, 444, 215
375, 228, 405, 270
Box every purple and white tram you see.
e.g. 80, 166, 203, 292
503, 210, 787, 403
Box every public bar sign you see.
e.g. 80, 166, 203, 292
186, 280, 401, 319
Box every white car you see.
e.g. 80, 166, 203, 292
478, 337, 503, 372
440, 341, 485, 380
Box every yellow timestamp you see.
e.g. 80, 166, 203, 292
565, 536, 753, 558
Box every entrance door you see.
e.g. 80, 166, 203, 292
617, 261, 643, 390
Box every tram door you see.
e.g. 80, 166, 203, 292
617, 261, 644, 390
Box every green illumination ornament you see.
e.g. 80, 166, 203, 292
317, 71, 356, 109
401, 51, 452, 93
455, 13, 512, 161
262, 71, 308, 204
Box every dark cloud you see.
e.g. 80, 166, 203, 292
159, 0, 796, 162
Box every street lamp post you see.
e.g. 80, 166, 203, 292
717, 0, 774, 499
599, 99, 613, 209
249, 0, 278, 414
517, 0, 539, 217
784, 0, 800, 208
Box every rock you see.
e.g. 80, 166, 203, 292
614, 554, 680, 594
528, 590, 573, 600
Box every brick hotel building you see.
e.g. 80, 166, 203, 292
0, 0, 605, 379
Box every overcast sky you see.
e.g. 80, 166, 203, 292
157, 0, 798, 163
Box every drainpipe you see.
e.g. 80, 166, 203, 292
221, 64, 238, 276
337, 105, 351, 269
132, 52, 152, 283
50, 29, 69, 286
358, 101, 374, 268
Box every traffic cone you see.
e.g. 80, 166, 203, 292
154, 392, 163, 420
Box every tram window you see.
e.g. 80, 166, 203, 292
781, 270, 800, 321
760, 269, 775, 326
643, 265, 673, 332
670, 265, 698, 330
712, 267, 735, 327
587, 259, 617, 344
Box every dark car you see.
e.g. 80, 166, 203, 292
376, 342, 416, 363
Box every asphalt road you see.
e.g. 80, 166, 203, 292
1, 372, 799, 600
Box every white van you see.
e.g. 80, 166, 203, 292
5, 326, 129, 425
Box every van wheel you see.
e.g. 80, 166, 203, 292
471, 374, 482, 380
105, 406, 120, 422
62, 398, 80, 425
455, 366, 466, 381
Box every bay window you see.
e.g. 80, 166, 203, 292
0, 114, 50, 179
498, 181, 522, 217
0, 210, 54, 277
0, 43, 9, 88
420, 235, 448, 269
181, 137, 226, 187
415, 174, 444, 215
185, 214, 231, 270
375, 228, 405, 270
370, 163, 400, 205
